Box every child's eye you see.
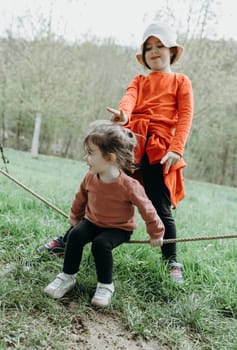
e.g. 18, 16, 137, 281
145, 44, 164, 51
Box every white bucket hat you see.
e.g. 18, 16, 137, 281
136, 23, 184, 66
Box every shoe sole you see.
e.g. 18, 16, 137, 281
91, 299, 111, 307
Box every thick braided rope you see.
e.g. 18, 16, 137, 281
1, 167, 237, 244
128, 234, 237, 244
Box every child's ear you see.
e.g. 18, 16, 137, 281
107, 153, 117, 163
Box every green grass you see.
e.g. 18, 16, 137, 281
1, 148, 237, 349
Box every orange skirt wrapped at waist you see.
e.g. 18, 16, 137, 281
125, 117, 186, 209
125, 118, 173, 164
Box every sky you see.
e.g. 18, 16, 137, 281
0, 0, 236, 47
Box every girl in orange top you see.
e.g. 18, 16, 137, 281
44, 121, 164, 307
107, 22, 194, 283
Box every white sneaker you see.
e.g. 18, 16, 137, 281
44, 273, 76, 299
91, 282, 114, 307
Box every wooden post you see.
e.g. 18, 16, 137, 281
31, 112, 42, 158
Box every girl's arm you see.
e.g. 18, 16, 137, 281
69, 177, 88, 222
168, 75, 194, 156
128, 181, 165, 241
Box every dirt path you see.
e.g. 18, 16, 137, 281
67, 310, 168, 350
1, 263, 168, 349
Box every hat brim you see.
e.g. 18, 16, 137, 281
136, 45, 184, 66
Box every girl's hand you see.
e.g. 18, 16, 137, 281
150, 237, 163, 247
68, 217, 79, 227
160, 151, 181, 174
106, 107, 128, 125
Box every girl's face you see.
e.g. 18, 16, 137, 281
84, 142, 114, 175
144, 36, 175, 72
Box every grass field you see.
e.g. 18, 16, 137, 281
1, 148, 237, 349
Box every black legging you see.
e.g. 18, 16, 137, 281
63, 219, 131, 283
140, 155, 177, 263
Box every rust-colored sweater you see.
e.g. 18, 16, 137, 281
69, 171, 164, 239
118, 71, 194, 208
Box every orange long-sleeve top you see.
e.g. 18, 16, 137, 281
69, 171, 165, 239
118, 71, 194, 208
119, 71, 194, 158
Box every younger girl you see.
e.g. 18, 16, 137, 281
44, 120, 164, 307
